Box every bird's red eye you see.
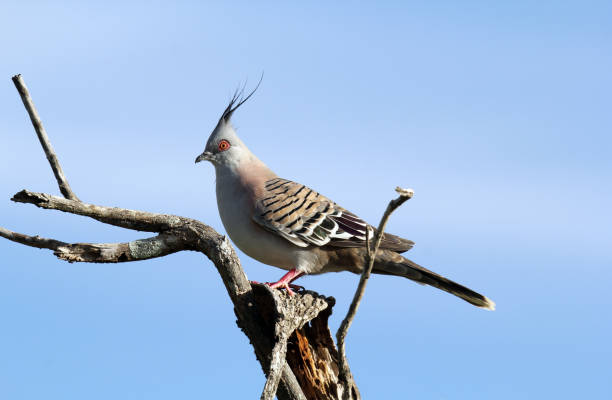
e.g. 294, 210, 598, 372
218, 139, 231, 151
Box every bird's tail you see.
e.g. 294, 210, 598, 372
373, 250, 495, 310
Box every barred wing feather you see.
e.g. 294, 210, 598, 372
253, 178, 414, 252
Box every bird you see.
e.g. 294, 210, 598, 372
195, 85, 495, 310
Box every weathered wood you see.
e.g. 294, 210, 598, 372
286, 299, 345, 400
12, 190, 185, 232
2, 75, 370, 400
232, 284, 346, 400
12, 74, 79, 201
0, 227, 186, 263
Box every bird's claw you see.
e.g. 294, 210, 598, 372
250, 269, 305, 296
264, 281, 304, 296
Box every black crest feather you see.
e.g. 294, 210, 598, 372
220, 73, 264, 122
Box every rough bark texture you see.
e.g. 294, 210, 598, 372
286, 302, 344, 400
239, 286, 337, 400
2, 75, 364, 400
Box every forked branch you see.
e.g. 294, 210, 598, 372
2, 74, 315, 400
2, 74, 356, 400
2, 75, 409, 400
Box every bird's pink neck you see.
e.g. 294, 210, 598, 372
235, 159, 277, 200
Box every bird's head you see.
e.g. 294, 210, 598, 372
195, 79, 262, 169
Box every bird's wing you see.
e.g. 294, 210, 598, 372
252, 178, 414, 252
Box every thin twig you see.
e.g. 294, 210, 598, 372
336, 187, 414, 399
12, 74, 79, 201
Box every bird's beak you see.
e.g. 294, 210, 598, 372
195, 151, 214, 163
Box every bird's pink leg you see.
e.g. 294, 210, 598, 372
265, 269, 305, 296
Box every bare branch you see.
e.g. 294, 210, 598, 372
54, 233, 186, 263
336, 186, 414, 399
0, 226, 185, 263
262, 336, 290, 400
12, 74, 79, 201
11, 190, 185, 232
0, 226, 68, 250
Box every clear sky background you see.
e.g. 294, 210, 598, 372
1, 1, 610, 399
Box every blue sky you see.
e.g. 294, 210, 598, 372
1, 1, 611, 399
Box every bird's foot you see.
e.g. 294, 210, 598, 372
249, 280, 304, 295
251, 269, 305, 296
266, 281, 304, 296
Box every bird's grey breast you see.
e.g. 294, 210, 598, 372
215, 168, 296, 269
215, 170, 253, 243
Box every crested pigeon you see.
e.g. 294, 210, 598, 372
195, 87, 495, 310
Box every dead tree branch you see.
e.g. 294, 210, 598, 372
0, 226, 185, 263
336, 187, 414, 400
12, 74, 79, 201
11, 189, 183, 232
3, 75, 413, 400
4, 74, 371, 400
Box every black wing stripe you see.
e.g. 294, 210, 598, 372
264, 198, 282, 207
265, 178, 283, 187
273, 198, 299, 214
268, 180, 292, 191
292, 185, 306, 197
302, 189, 313, 200
304, 201, 316, 211
335, 223, 365, 237
274, 196, 309, 223
285, 218, 300, 228
337, 213, 366, 225
333, 216, 366, 232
